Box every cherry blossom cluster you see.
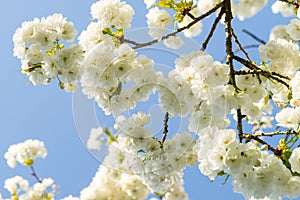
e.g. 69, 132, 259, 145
10, 0, 300, 199
78, 144, 150, 200
197, 127, 300, 199
114, 112, 197, 193
80, 38, 160, 116
13, 13, 83, 92
3, 140, 56, 200
4, 139, 47, 168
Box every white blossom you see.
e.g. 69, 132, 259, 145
146, 7, 173, 40
4, 139, 47, 168
289, 147, 300, 173
87, 127, 106, 150
163, 36, 184, 49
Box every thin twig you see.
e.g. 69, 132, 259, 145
233, 55, 290, 88
242, 29, 266, 44
246, 135, 278, 153
243, 130, 299, 138
235, 69, 290, 80
30, 166, 42, 183
161, 112, 169, 144
123, 38, 141, 46
130, 1, 224, 49
221, 44, 259, 63
201, 8, 225, 50
231, 28, 252, 62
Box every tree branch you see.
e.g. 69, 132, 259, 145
186, 12, 196, 20
242, 29, 266, 45
233, 55, 290, 88
231, 28, 252, 62
221, 45, 260, 63
201, 8, 225, 50
130, 1, 224, 49
224, 0, 238, 90
237, 109, 245, 142
245, 135, 278, 153
30, 166, 42, 183
244, 130, 299, 138
161, 112, 169, 144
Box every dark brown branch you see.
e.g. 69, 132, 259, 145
161, 112, 169, 144
245, 135, 278, 153
224, 0, 238, 90
201, 8, 225, 50
186, 12, 196, 20
231, 28, 252, 62
242, 29, 266, 45
237, 109, 245, 142
123, 38, 141, 46
234, 69, 288, 79
131, 1, 224, 49
233, 55, 290, 88
221, 45, 260, 63
243, 130, 299, 138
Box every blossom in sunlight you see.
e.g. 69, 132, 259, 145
289, 147, 300, 174
13, 13, 83, 91
90, 0, 135, 29
4, 139, 47, 168
146, 7, 173, 40
87, 127, 106, 150
163, 36, 184, 49
272, 1, 294, 17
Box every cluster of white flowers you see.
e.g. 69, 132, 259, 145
145, 5, 202, 41
115, 112, 197, 193
4, 176, 56, 200
258, 38, 300, 105
266, 19, 300, 107
4, 139, 47, 168
3, 140, 57, 200
270, 19, 300, 42
80, 38, 160, 116
77, 140, 150, 200
90, 0, 134, 30
13, 13, 83, 92
275, 106, 300, 130
259, 38, 300, 77
79, 0, 134, 52
271, 1, 296, 18
79, 164, 149, 200
196, 126, 300, 199
232, 0, 267, 20
146, 7, 173, 40
172, 51, 247, 130
12, 0, 300, 199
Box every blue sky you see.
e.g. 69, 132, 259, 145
0, 0, 296, 199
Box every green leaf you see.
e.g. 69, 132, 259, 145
174, 13, 184, 22
102, 27, 114, 36
155, 0, 175, 8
